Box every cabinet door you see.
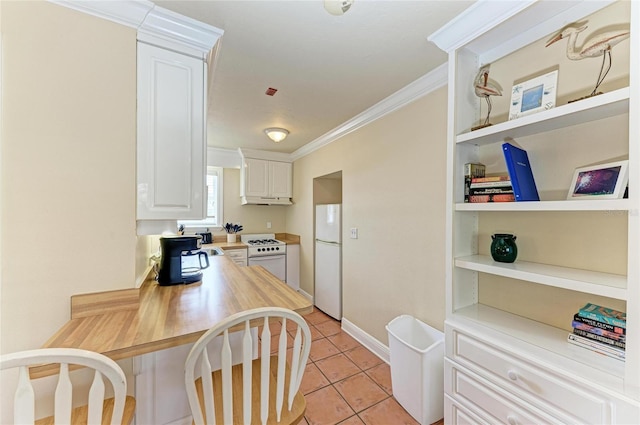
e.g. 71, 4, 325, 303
270, 161, 292, 198
137, 42, 205, 220
285, 244, 300, 290
243, 158, 269, 197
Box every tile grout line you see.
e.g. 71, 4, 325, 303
303, 326, 396, 425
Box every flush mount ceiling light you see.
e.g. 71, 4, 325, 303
324, 0, 354, 16
264, 127, 289, 143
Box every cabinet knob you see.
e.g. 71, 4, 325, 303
507, 415, 519, 425
507, 370, 518, 381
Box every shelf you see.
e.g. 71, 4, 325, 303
455, 199, 631, 212
455, 255, 627, 300
456, 88, 630, 146
450, 304, 626, 389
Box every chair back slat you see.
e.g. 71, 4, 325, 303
1, 348, 131, 425
288, 327, 302, 409
54, 363, 73, 424
87, 370, 105, 425
199, 348, 215, 425
242, 321, 253, 425
260, 317, 271, 425
221, 330, 233, 425
14, 365, 35, 424
275, 319, 287, 422
185, 307, 311, 425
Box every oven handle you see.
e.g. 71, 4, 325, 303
248, 255, 286, 261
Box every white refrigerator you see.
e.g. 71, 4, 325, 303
315, 204, 342, 320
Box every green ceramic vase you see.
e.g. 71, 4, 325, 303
491, 234, 518, 263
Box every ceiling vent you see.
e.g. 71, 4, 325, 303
265, 87, 278, 96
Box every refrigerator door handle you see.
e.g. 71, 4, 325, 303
316, 239, 341, 246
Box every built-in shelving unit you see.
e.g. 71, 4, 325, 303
455, 87, 629, 145
430, 0, 639, 422
456, 198, 630, 211
455, 255, 627, 300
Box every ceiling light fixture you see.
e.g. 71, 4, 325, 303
264, 127, 289, 143
324, 0, 354, 16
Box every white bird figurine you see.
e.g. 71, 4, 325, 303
546, 21, 630, 98
473, 64, 502, 129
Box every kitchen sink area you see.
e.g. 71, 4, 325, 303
208, 247, 225, 256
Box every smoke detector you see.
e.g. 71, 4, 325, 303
324, 0, 354, 16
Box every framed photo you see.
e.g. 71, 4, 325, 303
509, 70, 558, 120
567, 160, 629, 200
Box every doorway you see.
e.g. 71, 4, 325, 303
313, 171, 343, 319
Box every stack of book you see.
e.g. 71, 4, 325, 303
464, 163, 485, 203
467, 175, 514, 203
567, 303, 626, 361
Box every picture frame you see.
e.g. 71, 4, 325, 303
509, 70, 558, 120
567, 160, 629, 200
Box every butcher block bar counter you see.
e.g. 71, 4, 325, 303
34, 255, 311, 377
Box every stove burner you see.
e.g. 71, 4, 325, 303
247, 239, 280, 246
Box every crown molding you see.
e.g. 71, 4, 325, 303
138, 5, 224, 57
49, 0, 154, 29
207, 147, 241, 169
427, 0, 534, 54
239, 148, 292, 163
290, 63, 448, 161
49, 1, 223, 56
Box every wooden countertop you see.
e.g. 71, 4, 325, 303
203, 233, 300, 250
36, 255, 311, 377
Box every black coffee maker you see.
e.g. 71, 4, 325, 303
157, 236, 210, 286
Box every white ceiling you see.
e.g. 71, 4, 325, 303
155, 0, 474, 154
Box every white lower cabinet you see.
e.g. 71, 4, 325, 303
285, 244, 300, 290
134, 330, 257, 424
445, 321, 639, 425
446, 360, 559, 424
222, 248, 247, 267
445, 394, 493, 425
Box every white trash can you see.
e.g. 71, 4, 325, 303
386, 315, 444, 425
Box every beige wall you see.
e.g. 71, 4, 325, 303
1, 1, 138, 419
1, 0, 137, 351
286, 88, 448, 344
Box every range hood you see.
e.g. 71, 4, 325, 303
241, 196, 292, 206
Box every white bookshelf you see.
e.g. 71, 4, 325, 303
455, 255, 627, 300
456, 87, 629, 146
455, 198, 631, 211
431, 0, 640, 420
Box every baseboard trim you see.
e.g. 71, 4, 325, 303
298, 288, 313, 303
341, 317, 390, 364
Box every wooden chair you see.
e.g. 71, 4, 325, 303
184, 307, 312, 425
1, 348, 136, 425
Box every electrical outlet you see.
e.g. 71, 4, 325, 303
267, 221, 272, 229
350, 228, 358, 239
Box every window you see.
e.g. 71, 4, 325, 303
178, 166, 223, 230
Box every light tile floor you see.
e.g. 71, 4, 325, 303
290, 308, 444, 425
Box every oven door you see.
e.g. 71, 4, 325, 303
248, 255, 286, 281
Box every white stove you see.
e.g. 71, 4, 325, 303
241, 233, 287, 257
240, 234, 287, 282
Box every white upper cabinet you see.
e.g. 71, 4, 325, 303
242, 158, 270, 198
137, 42, 206, 221
133, 6, 223, 234
269, 160, 293, 199
239, 149, 293, 205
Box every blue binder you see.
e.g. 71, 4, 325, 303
502, 143, 540, 201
